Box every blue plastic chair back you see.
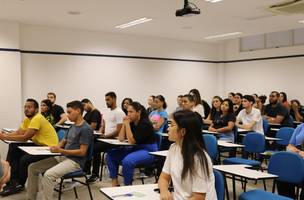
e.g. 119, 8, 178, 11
243, 132, 265, 153
268, 151, 304, 184
213, 170, 225, 200
202, 134, 218, 162
262, 118, 269, 135
276, 127, 295, 146
56, 129, 66, 141
155, 133, 162, 151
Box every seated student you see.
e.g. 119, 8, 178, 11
158, 110, 216, 200
233, 93, 243, 116
106, 102, 157, 186
26, 100, 93, 200
47, 92, 67, 125
209, 98, 236, 143
189, 89, 205, 119
0, 158, 11, 190
146, 95, 155, 114
121, 97, 133, 115
86, 92, 125, 182
279, 92, 290, 110
182, 94, 203, 124
0, 99, 58, 196
255, 95, 267, 115
228, 92, 235, 102
264, 91, 293, 127
236, 95, 264, 134
290, 99, 304, 122
149, 95, 169, 134
175, 95, 183, 112
204, 96, 223, 125
81, 98, 102, 131
41, 99, 55, 126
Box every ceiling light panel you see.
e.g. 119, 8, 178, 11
115, 18, 152, 29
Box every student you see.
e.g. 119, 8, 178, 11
233, 93, 243, 115
290, 99, 304, 122
81, 98, 102, 131
182, 94, 203, 125
0, 99, 58, 196
255, 95, 267, 115
146, 95, 155, 114
149, 95, 168, 135
204, 96, 223, 125
158, 110, 217, 200
189, 89, 205, 118
228, 92, 235, 102
26, 100, 93, 200
279, 92, 290, 110
0, 159, 11, 190
40, 99, 55, 126
175, 95, 183, 112
47, 92, 67, 125
106, 102, 157, 186
86, 92, 125, 182
236, 95, 264, 134
264, 91, 293, 127
209, 98, 236, 142
121, 97, 133, 115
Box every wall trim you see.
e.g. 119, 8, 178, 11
1, 47, 304, 63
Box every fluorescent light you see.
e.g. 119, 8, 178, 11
299, 19, 304, 24
115, 18, 152, 29
204, 32, 242, 39
205, 0, 223, 3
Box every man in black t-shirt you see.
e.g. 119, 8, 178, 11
81, 99, 102, 131
47, 92, 67, 125
264, 91, 293, 127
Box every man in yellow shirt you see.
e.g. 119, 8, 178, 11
0, 98, 58, 196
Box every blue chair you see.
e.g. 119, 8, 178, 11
275, 127, 294, 148
263, 118, 269, 135
56, 129, 67, 141
214, 170, 225, 200
239, 152, 304, 200
223, 132, 265, 168
57, 141, 94, 200
203, 134, 218, 163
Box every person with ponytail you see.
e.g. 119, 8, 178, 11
106, 102, 158, 186
158, 110, 216, 200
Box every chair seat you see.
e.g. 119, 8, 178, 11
223, 157, 260, 166
239, 189, 293, 200
62, 170, 85, 179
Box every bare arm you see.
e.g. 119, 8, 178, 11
124, 121, 136, 144
50, 144, 88, 157
118, 123, 126, 141
267, 115, 284, 124
203, 114, 212, 125
236, 119, 256, 131
216, 121, 235, 133
188, 193, 206, 200
101, 124, 123, 139
55, 113, 67, 126
0, 128, 36, 141
0, 160, 11, 190
158, 172, 173, 200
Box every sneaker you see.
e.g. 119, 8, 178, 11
54, 181, 80, 192
87, 175, 99, 183
0, 184, 24, 196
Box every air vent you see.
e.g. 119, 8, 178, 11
268, 0, 304, 15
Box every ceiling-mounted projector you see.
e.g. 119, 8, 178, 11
176, 0, 201, 17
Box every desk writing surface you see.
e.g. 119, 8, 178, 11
18, 146, 60, 156
2, 128, 17, 133
213, 164, 277, 180
97, 139, 132, 146
100, 184, 159, 200
217, 141, 244, 148
2, 139, 33, 144
150, 150, 168, 157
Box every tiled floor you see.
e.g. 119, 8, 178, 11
0, 168, 276, 200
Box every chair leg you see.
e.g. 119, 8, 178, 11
223, 175, 230, 200
263, 180, 267, 191
100, 153, 105, 181
272, 180, 276, 193
73, 187, 78, 199
58, 178, 64, 200
85, 176, 94, 200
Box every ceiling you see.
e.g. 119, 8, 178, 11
0, 0, 304, 42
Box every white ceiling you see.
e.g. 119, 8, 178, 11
1, 0, 304, 42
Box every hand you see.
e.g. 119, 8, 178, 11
50, 146, 62, 153
0, 160, 11, 190
123, 116, 131, 124
291, 102, 299, 111
160, 190, 173, 200
209, 127, 217, 132
0, 132, 5, 140
299, 151, 304, 158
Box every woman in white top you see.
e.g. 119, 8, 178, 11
189, 89, 205, 119
158, 110, 217, 200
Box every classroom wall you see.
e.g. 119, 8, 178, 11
0, 21, 22, 157
20, 24, 222, 114
222, 39, 304, 103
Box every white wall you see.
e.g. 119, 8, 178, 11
19, 24, 221, 114
222, 39, 304, 103
0, 21, 22, 157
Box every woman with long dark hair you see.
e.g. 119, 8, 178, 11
40, 99, 55, 126
279, 92, 290, 110
106, 102, 157, 186
121, 97, 133, 115
204, 96, 223, 125
158, 110, 216, 200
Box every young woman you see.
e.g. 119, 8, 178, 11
106, 102, 158, 186
158, 110, 216, 200
279, 92, 290, 110
290, 99, 304, 122
189, 89, 205, 119
149, 95, 168, 134
255, 95, 267, 115
121, 97, 133, 115
40, 99, 55, 126
204, 96, 223, 125
147, 95, 155, 114
209, 98, 236, 142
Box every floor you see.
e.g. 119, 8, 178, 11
0, 167, 275, 200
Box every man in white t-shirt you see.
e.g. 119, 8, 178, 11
236, 95, 264, 134
87, 92, 125, 182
